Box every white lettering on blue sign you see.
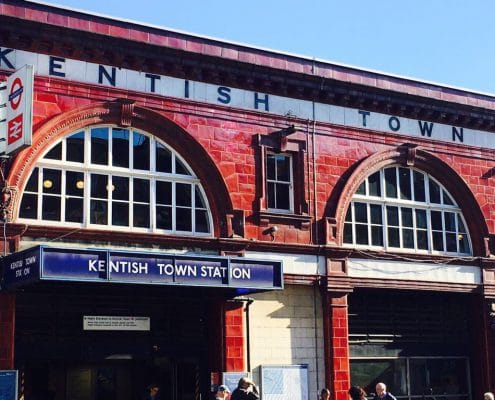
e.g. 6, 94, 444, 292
231, 267, 250, 280
109, 260, 148, 274
1, 48, 493, 150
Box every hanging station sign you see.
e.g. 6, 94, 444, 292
0, 64, 33, 155
0, 246, 283, 291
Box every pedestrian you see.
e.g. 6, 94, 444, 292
320, 389, 330, 400
349, 386, 367, 400
484, 393, 494, 400
215, 385, 231, 400
145, 384, 161, 400
230, 377, 259, 400
374, 383, 396, 400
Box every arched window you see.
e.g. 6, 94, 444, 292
18, 126, 213, 236
343, 165, 471, 255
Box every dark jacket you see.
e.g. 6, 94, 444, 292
231, 387, 259, 400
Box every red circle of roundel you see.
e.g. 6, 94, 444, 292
9, 77, 23, 111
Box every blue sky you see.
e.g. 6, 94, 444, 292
40, 0, 495, 95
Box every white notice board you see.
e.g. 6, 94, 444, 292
261, 365, 308, 400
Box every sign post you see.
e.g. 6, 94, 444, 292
0, 65, 33, 155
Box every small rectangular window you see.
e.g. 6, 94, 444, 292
266, 153, 293, 212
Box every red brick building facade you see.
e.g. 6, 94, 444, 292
1, 2, 495, 400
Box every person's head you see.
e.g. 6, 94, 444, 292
215, 385, 230, 399
349, 386, 367, 400
484, 393, 494, 400
148, 384, 160, 398
238, 377, 254, 390
320, 388, 330, 400
375, 383, 386, 398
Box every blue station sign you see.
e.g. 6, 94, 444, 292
0, 246, 283, 291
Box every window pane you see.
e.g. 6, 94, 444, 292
195, 187, 206, 209
443, 190, 455, 205
45, 143, 62, 160
350, 359, 408, 397
176, 208, 192, 231
133, 204, 149, 228
417, 230, 428, 249
19, 194, 38, 219
66, 171, 84, 197
25, 168, 38, 192
275, 183, 290, 210
66, 198, 83, 223
416, 209, 427, 229
413, 171, 426, 202
267, 182, 276, 209
458, 217, 467, 233
444, 212, 456, 231
370, 204, 382, 224
356, 181, 365, 195
156, 142, 172, 173
112, 202, 129, 226
175, 157, 190, 175
133, 131, 150, 170
429, 180, 441, 203
276, 155, 291, 182
90, 200, 107, 224
403, 228, 414, 248
433, 231, 444, 251
431, 211, 442, 230
446, 232, 457, 252
368, 171, 381, 196
66, 131, 84, 163
156, 181, 172, 205
156, 205, 172, 229
343, 223, 353, 243
401, 208, 413, 227
345, 207, 352, 222
384, 167, 397, 198
371, 226, 383, 246
43, 169, 61, 194
399, 167, 411, 200
267, 155, 276, 180
354, 203, 367, 223
112, 128, 129, 167
112, 176, 129, 201
42, 196, 61, 220
386, 206, 399, 226
388, 227, 400, 247
195, 209, 209, 233
134, 179, 150, 203
91, 174, 108, 199
91, 127, 109, 165
355, 224, 368, 245
176, 183, 191, 207
459, 234, 469, 253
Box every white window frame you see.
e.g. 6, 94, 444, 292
266, 152, 294, 213
343, 166, 472, 255
17, 125, 213, 237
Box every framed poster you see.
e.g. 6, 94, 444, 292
222, 372, 250, 393
261, 365, 308, 400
